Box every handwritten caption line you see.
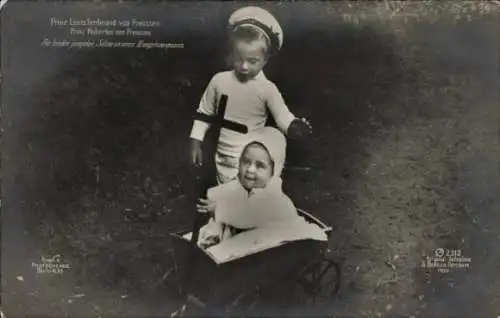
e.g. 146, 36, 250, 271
43, 17, 184, 50
41, 38, 184, 49
50, 17, 161, 28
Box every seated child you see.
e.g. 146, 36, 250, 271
196, 127, 327, 249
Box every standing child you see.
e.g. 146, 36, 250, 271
190, 6, 312, 184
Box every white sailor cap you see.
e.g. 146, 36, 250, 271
228, 6, 283, 54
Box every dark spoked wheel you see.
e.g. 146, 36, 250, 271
223, 288, 261, 315
162, 249, 184, 296
294, 253, 341, 306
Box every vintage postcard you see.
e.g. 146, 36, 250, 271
1, 1, 499, 317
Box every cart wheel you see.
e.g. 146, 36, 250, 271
294, 255, 341, 306
162, 250, 183, 296
225, 288, 260, 315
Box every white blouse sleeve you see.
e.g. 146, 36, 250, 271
190, 74, 219, 141
265, 82, 296, 134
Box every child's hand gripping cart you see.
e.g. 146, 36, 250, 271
170, 96, 341, 316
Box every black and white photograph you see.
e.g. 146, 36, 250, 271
1, 1, 499, 317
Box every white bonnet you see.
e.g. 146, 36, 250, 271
242, 126, 286, 177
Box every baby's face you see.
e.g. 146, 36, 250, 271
232, 40, 268, 81
238, 143, 273, 191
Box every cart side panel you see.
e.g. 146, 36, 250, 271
170, 232, 218, 298
206, 239, 328, 307
169, 225, 330, 308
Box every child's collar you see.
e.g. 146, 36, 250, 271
253, 71, 265, 80
239, 177, 282, 197
232, 70, 266, 82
